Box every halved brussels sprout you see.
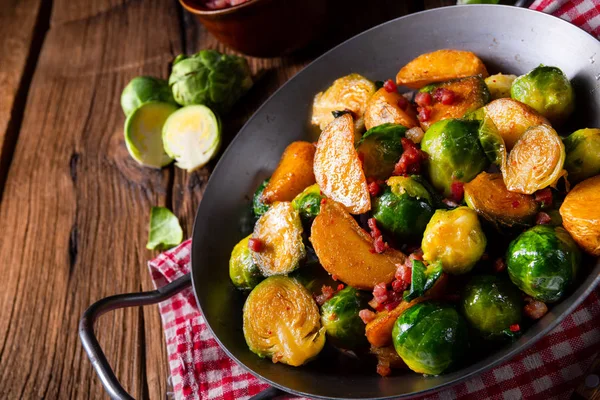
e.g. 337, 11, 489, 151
420, 119, 489, 197
364, 88, 418, 130
403, 260, 443, 302
560, 175, 600, 256
229, 235, 264, 290
121, 76, 178, 116
422, 207, 487, 275
503, 125, 566, 194
485, 73, 517, 100
311, 73, 376, 133
291, 184, 323, 221
392, 302, 468, 375
243, 276, 325, 366
464, 172, 538, 229
417, 76, 490, 130
251, 202, 306, 276
252, 179, 270, 217
372, 177, 434, 243
356, 123, 407, 179
563, 128, 600, 184
461, 275, 522, 337
511, 65, 574, 125
467, 110, 507, 167
507, 225, 581, 302
483, 98, 549, 150
321, 286, 370, 350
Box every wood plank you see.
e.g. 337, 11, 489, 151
0, 0, 182, 398
0, 0, 47, 198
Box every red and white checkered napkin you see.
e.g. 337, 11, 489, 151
530, 0, 600, 39
150, 240, 600, 400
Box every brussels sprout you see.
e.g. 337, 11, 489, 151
311, 73, 376, 133
420, 119, 489, 197
404, 260, 443, 302
169, 50, 253, 114
243, 276, 325, 366
461, 275, 522, 337
466, 110, 507, 167
372, 177, 434, 242
356, 124, 407, 179
121, 76, 178, 116
464, 172, 538, 229
252, 179, 270, 217
563, 128, 600, 184
392, 302, 468, 375
507, 225, 581, 302
510, 65, 574, 125
291, 184, 323, 220
422, 207, 486, 275
485, 73, 517, 100
229, 235, 264, 290
321, 286, 370, 349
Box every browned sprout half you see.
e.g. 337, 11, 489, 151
503, 125, 565, 194
243, 276, 325, 366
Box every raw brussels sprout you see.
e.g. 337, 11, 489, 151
420, 119, 489, 197
422, 207, 486, 275
563, 128, 600, 184
320, 286, 370, 349
507, 225, 581, 302
392, 302, 468, 375
356, 124, 407, 179
229, 235, 264, 290
169, 50, 253, 114
372, 176, 434, 242
252, 179, 270, 217
461, 275, 522, 337
292, 184, 323, 220
243, 276, 325, 366
485, 73, 517, 100
510, 65, 574, 125
121, 76, 178, 116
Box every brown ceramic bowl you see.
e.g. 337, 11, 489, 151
180, 0, 328, 57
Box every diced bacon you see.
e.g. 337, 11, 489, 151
248, 238, 263, 252
534, 188, 553, 208
450, 181, 464, 203
433, 88, 457, 105
384, 301, 402, 311
315, 285, 335, 305
417, 106, 432, 122
536, 212, 552, 225
393, 138, 427, 176
359, 309, 377, 324
368, 181, 382, 196
397, 96, 409, 110
415, 92, 432, 107
509, 324, 521, 332
383, 79, 397, 93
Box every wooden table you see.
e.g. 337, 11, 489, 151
0, 0, 597, 399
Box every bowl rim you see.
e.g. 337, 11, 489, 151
179, 0, 266, 16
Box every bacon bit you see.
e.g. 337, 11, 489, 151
337, 283, 345, 291
512, 200, 521, 208
433, 88, 457, 105
368, 181, 382, 197
442, 198, 459, 208
248, 238, 263, 252
367, 218, 382, 239
373, 282, 389, 303
509, 324, 521, 332
377, 364, 392, 377
536, 212, 552, 225
418, 106, 432, 122
524, 299, 548, 320
384, 301, 402, 311
534, 188, 553, 208
391, 279, 407, 293
332, 274, 339, 281
320, 198, 327, 205
493, 258, 506, 273
368, 298, 383, 311
373, 236, 389, 253
415, 92, 433, 107
359, 309, 377, 324
409, 250, 424, 261
383, 79, 397, 93
395, 263, 412, 283
450, 181, 465, 203
393, 138, 427, 176
315, 285, 335, 305
397, 96, 409, 110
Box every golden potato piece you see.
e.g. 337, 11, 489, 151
311, 73, 376, 133
262, 141, 316, 204
364, 88, 418, 130
560, 175, 600, 256
310, 200, 405, 290
396, 49, 488, 89
504, 125, 565, 194
485, 73, 517, 100
314, 114, 370, 214
251, 202, 306, 276
485, 98, 549, 150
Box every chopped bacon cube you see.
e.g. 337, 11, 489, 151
393, 138, 427, 176
368, 181, 381, 197
397, 96, 409, 110
415, 92, 433, 107
383, 79, 397, 93
433, 88, 457, 105
536, 212, 552, 225
359, 309, 377, 324
534, 188, 553, 208
450, 181, 465, 203
417, 106, 432, 122
509, 324, 521, 332
248, 238, 263, 252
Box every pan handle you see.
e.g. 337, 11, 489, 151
79, 273, 192, 400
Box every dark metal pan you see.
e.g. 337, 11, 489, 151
80, 5, 600, 400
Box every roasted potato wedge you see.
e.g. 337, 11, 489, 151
396, 49, 488, 89
310, 200, 405, 290
314, 114, 370, 214
262, 141, 316, 204
364, 88, 418, 130
560, 175, 600, 256
311, 73, 376, 133
485, 98, 549, 150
